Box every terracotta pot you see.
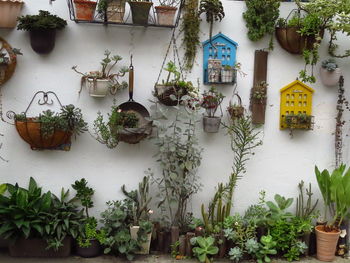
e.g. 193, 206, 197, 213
29, 29, 56, 54
9, 237, 72, 257
130, 226, 152, 254
0, 0, 24, 28
275, 26, 323, 55
76, 239, 101, 258
129, 1, 153, 25
319, 67, 342, 87
203, 116, 221, 133
15, 119, 72, 150
106, 0, 126, 22
86, 78, 110, 97
155, 6, 177, 26
74, 0, 97, 21
315, 225, 340, 262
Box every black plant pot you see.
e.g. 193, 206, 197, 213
29, 29, 56, 54
76, 239, 101, 258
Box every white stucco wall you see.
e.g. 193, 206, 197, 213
0, 0, 349, 219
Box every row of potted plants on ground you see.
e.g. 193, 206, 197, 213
1, 163, 349, 261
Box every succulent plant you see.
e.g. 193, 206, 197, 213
321, 58, 338, 72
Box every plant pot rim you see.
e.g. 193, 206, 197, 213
0, 0, 24, 3
315, 225, 341, 235
155, 5, 177, 10
87, 77, 110, 82
74, 0, 97, 4
129, 1, 153, 5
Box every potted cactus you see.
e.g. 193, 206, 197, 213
201, 87, 224, 133
17, 10, 67, 54
319, 58, 341, 87
73, 0, 97, 21
155, 0, 179, 26
72, 50, 128, 97
0, 0, 24, 28
128, 0, 153, 25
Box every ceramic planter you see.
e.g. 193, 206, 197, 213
0, 0, 24, 28
315, 225, 340, 261
106, 0, 126, 22
9, 237, 72, 257
130, 226, 152, 254
76, 239, 101, 258
319, 67, 342, 87
221, 68, 235, 83
203, 116, 221, 133
29, 29, 56, 54
15, 119, 72, 150
129, 1, 153, 25
74, 0, 97, 21
155, 6, 177, 26
86, 78, 110, 97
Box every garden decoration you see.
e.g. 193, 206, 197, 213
97, 0, 126, 23
155, 0, 180, 26
0, 37, 22, 86
201, 87, 224, 133
128, 0, 153, 25
250, 81, 268, 125
17, 10, 67, 54
227, 93, 244, 121
0, 0, 24, 28
73, 0, 97, 21
72, 50, 128, 98
202, 33, 238, 84
279, 80, 314, 132
7, 91, 88, 151
320, 58, 341, 87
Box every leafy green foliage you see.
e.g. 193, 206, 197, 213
77, 218, 106, 248
192, 236, 219, 263
255, 235, 277, 263
242, 0, 280, 44
201, 87, 224, 117
229, 246, 243, 262
199, 0, 225, 41
17, 10, 67, 31
72, 178, 94, 218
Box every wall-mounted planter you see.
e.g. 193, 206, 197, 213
319, 67, 341, 87
9, 237, 72, 257
106, 0, 126, 22
29, 29, 56, 54
74, 0, 97, 21
86, 78, 110, 97
129, 1, 153, 25
0, 0, 24, 28
203, 116, 221, 133
155, 6, 177, 26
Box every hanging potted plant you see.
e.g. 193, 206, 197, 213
154, 61, 198, 106
17, 10, 67, 54
73, 0, 97, 21
319, 58, 341, 87
128, 0, 153, 25
10, 91, 88, 151
227, 94, 244, 121
314, 165, 350, 262
250, 81, 268, 124
155, 0, 179, 26
201, 87, 224, 133
0, 0, 24, 28
72, 50, 128, 98
97, 0, 126, 23
0, 40, 22, 85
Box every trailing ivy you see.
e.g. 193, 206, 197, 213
242, 0, 280, 48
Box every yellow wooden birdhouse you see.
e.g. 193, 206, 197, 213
280, 80, 314, 130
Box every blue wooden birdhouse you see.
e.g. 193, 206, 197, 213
202, 33, 238, 85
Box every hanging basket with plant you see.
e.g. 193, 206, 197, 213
72, 50, 128, 98
201, 86, 224, 133
8, 91, 88, 151
0, 37, 22, 86
17, 10, 67, 54
227, 93, 244, 121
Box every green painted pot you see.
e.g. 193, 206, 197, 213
129, 1, 153, 25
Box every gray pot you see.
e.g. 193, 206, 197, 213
203, 116, 221, 133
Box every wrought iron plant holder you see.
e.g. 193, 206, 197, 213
7, 91, 73, 151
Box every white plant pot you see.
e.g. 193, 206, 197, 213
319, 67, 342, 87
86, 78, 110, 97
130, 226, 152, 254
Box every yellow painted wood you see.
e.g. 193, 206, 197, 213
280, 80, 314, 130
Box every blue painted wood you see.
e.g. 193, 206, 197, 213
202, 33, 238, 84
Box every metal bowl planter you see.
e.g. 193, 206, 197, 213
154, 84, 188, 106
275, 26, 323, 55
203, 116, 221, 133
129, 1, 153, 25
73, 0, 97, 21
0, 0, 24, 28
155, 6, 177, 26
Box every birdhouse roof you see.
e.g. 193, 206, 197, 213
280, 80, 314, 93
202, 33, 238, 47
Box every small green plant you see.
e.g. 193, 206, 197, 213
72, 178, 94, 218
171, 240, 180, 258
201, 87, 225, 117
192, 236, 219, 263
199, 0, 225, 42
296, 180, 318, 220
229, 246, 243, 262
255, 235, 277, 263
17, 10, 67, 31
285, 113, 313, 131
77, 218, 107, 248
321, 58, 338, 72
252, 81, 268, 102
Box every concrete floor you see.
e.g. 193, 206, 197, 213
1, 250, 350, 263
